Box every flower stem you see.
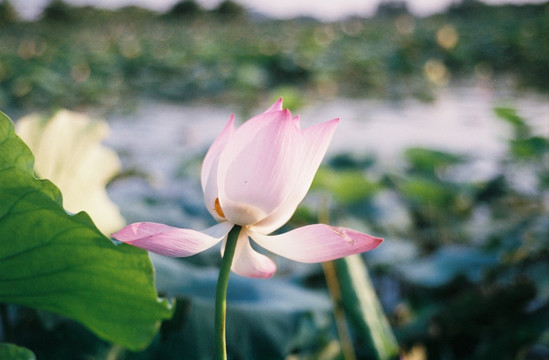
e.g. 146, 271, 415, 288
215, 225, 241, 360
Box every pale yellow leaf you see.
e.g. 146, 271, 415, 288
16, 109, 125, 235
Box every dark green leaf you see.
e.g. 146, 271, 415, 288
494, 107, 525, 128
510, 136, 548, 159
0, 343, 36, 360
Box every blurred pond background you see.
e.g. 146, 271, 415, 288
1, 0, 549, 359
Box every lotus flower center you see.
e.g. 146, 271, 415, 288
214, 198, 226, 218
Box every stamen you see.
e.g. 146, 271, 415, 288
214, 198, 226, 218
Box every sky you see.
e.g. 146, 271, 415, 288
12, 0, 549, 21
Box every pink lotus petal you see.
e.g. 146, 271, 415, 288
264, 98, 283, 113
253, 118, 339, 234
218, 109, 303, 225
292, 115, 301, 128
249, 224, 382, 263
112, 222, 233, 257
227, 230, 277, 278
201, 115, 235, 221
201, 115, 235, 190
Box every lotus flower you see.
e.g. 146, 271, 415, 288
112, 99, 382, 278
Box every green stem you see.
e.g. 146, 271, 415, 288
215, 225, 241, 360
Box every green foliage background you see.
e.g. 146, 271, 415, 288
0, 1, 548, 113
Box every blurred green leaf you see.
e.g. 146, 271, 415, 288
0, 344, 36, 360
494, 107, 531, 139
404, 147, 466, 175
269, 86, 306, 110
334, 255, 399, 360
328, 153, 376, 171
510, 136, 548, 159
0, 111, 173, 350
494, 107, 525, 127
312, 167, 380, 204
394, 176, 454, 206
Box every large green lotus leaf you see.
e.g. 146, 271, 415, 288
0, 111, 173, 350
